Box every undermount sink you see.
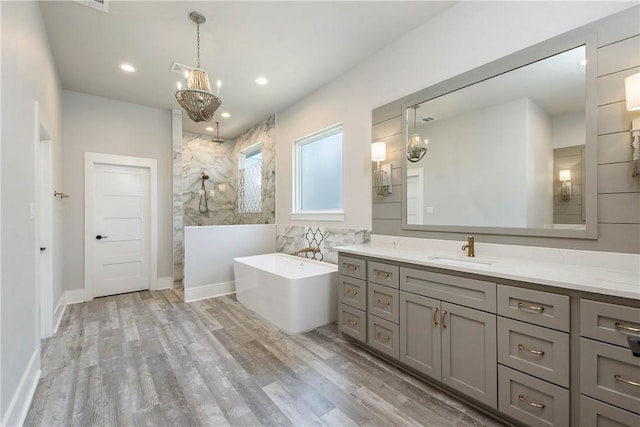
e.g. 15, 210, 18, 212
426, 255, 495, 266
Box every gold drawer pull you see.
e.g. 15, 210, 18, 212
433, 308, 439, 326
615, 322, 640, 333
346, 289, 358, 296
377, 332, 391, 341
518, 394, 545, 409
442, 310, 447, 328
615, 374, 640, 388
517, 302, 545, 313
376, 299, 391, 306
517, 343, 545, 356
344, 263, 358, 271
346, 319, 359, 326
375, 270, 391, 279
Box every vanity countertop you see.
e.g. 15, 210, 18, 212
336, 244, 640, 301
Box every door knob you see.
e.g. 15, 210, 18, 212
96, 235, 108, 240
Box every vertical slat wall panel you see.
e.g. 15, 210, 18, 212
371, 7, 640, 254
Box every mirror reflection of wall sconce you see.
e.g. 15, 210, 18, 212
407, 105, 428, 163
559, 169, 572, 201
372, 141, 392, 195
625, 73, 640, 177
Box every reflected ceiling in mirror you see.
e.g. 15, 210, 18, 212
405, 45, 587, 231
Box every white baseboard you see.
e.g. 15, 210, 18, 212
1, 348, 41, 427
184, 280, 235, 302
64, 288, 92, 305
52, 293, 66, 335
152, 276, 173, 291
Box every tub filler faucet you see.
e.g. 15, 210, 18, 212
294, 247, 320, 256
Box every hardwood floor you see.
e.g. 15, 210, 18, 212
25, 290, 504, 426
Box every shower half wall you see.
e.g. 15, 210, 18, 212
173, 115, 276, 287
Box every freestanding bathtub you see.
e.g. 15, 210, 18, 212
233, 253, 338, 334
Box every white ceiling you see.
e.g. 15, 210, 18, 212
39, 0, 455, 138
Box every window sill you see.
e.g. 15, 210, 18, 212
290, 211, 345, 222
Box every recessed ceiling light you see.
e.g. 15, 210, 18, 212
206, 127, 214, 131
221, 112, 231, 118
255, 77, 268, 85
120, 63, 136, 72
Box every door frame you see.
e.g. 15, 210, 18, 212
34, 101, 54, 338
84, 152, 158, 298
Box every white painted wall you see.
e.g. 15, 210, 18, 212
275, 1, 635, 230
525, 99, 554, 227
62, 91, 173, 292
552, 112, 586, 149
1, 1, 63, 424
183, 224, 276, 301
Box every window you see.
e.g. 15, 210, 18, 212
238, 144, 262, 213
292, 124, 343, 221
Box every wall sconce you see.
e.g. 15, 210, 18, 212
371, 141, 392, 195
624, 73, 639, 177
559, 169, 572, 201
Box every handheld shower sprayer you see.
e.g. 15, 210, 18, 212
199, 172, 210, 213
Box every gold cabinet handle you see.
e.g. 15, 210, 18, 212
346, 319, 358, 326
442, 310, 447, 328
344, 263, 358, 271
518, 394, 545, 409
377, 332, 391, 341
346, 289, 358, 296
517, 343, 545, 356
615, 322, 640, 333
433, 308, 439, 326
376, 299, 391, 306
375, 270, 391, 279
615, 374, 640, 388
517, 302, 545, 313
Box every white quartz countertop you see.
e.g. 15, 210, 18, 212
335, 244, 640, 301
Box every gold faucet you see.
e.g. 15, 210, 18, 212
294, 247, 320, 256
461, 236, 475, 257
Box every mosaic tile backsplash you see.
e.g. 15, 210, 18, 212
276, 225, 371, 264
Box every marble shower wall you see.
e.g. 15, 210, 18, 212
173, 115, 276, 285
276, 225, 371, 264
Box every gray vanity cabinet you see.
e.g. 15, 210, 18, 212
398, 267, 498, 409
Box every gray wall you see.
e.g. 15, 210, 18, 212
372, 8, 640, 253
1, 1, 64, 421
62, 91, 174, 289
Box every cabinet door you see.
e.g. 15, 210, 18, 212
399, 292, 441, 381
442, 302, 497, 409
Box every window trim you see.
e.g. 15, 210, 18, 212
292, 123, 344, 221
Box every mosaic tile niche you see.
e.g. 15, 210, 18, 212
276, 225, 371, 264
173, 115, 276, 286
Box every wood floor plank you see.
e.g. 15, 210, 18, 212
25, 292, 504, 427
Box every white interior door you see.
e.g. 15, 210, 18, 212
36, 132, 53, 338
407, 168, 424, 224
91, 163, 150, 297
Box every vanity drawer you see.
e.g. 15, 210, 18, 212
338, 255, 366, 281
368, 283, 399, 324
580, 395, 640, 427
338, 303, 366, 343
368, 315, 399, 359
580, 300, 640, 347
498, 317, 570, 388
580, 338, 640, 414
400, 267, 496, 312
497, 285, 569, 332
339, 275, 366, 311
498, 365, 569, 427
368, 261, 399, 288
